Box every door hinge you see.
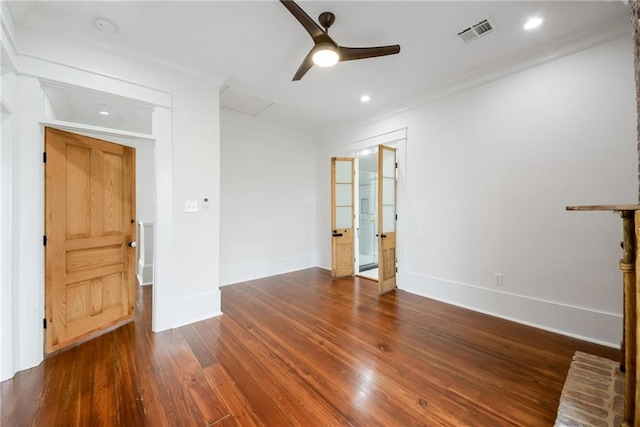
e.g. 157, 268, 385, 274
395, 162, 398, 169
43, 235, 47, 246
43, 152, 47, 163
43, 318, 47, 329
395, 214, 398, 220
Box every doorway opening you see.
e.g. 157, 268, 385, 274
42, 83, 156, 352
357, 153, 379, 281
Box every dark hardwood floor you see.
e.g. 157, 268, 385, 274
1, 268, 618, 426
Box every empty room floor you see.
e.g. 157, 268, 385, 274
0, 268, 618, 426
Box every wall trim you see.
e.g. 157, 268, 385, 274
221, 108, 315, 141
322, 16, 632, 139
171, 290, 222, 330
4, 3, 229, 88
137, 263, 153, 286
220, 253, 316, 287
0, 9, 19, 66
40, 119, 156, 142
402, 271, 621, 348
346, 128, 408, 154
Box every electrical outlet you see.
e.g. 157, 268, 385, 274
494, 273, 503, 286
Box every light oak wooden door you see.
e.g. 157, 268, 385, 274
331, 157, 355, 278
45, 127, 136, 353
378, 145, 397, 293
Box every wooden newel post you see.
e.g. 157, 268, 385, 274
620, 211, 637, 425
566, 205, 640, 427
635, 210, 640, 426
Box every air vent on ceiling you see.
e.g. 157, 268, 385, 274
457, 18, 496, 44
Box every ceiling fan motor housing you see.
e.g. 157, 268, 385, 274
319, 12, 335, 31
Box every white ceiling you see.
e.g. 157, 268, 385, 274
7, 1, 632, 133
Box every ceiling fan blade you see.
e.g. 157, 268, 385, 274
338, 45, 401, 62
280, 0, 327, 43
293, 49, 315, 81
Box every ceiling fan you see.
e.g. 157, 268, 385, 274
279, 0, 401, 81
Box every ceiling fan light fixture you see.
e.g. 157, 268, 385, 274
312, 44, 339, 67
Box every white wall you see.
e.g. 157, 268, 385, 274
1, 10, 225, 379
219, 111, 317, 285
0, 31, 18, 381
317, 36, 637, 347
136, 142, 155, 224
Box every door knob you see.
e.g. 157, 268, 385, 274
128, 241, 137, 248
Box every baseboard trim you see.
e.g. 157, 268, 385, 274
402, 272, 621, 348
137, 261, 153, 285
171, 290, 222, 329
220, 254, 315, 286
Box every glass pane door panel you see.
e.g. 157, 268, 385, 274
336, 160, 353, 183
382, 205, 395, 232
336, 206, 352, 228
380, 148, 396, 233
336, 183, 352, 206
383, 149, 395, 178
382, 177, 395, 205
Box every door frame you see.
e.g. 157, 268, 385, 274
346, 128, 408, 286
354, 155, 376, 278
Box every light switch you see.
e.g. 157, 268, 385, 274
185, 200, 198, 213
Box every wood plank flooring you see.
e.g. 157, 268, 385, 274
1, 267, 619, 426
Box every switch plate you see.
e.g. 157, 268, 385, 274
494, 273, 503, 286
185, 200, 198, 213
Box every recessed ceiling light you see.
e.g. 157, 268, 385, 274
524, 17, 543, 30
360, 95, 371, 103
99, 110, 110, 116
95, 18, 116, 33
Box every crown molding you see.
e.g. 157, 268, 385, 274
220, 108, 316, 141
321, 15, 632, 139
1, 8, 20, 71
3, 4, 230, 88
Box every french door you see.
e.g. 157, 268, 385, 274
331, 146, 397, 293
377, 145, 397, 293
331, 157, 355, 278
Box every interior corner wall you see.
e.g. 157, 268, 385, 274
169, 83, 222, 326
317, 35, 637, 347
219, 113, 317, 286
0, 51, 18, 382
10, 74, 45, 377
